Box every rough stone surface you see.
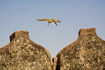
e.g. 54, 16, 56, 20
56, 28, 105, 70
0, 31, 51, 70
52, 57, 58, 70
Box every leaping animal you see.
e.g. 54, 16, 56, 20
37, 18, 61, 26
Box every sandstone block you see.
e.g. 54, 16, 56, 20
0, 31, 51, 70
56, 28, 105, 70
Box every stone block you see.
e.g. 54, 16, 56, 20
0, 31, 51, 70
56, 28, 105, 70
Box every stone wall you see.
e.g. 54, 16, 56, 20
0, 31, 51, 70
56, 28, 105, 70
0, 28, 105, 70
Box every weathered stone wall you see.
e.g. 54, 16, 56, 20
0, 31, 51, 70
56, 28, 105, 70
1, 28, 105, 70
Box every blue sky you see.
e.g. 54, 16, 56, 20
0, 0, 105, 58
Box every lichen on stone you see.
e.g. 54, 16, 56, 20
56, 28, 105, 70
0, 31, 51, 70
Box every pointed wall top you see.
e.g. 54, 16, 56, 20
10, 31, 29, 42
79, 28, 97, 37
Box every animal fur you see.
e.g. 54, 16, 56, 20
37, 18, 61, 26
